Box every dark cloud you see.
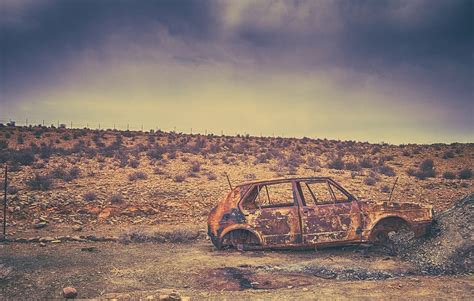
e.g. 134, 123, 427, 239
1, 0, 472, 107
1, 0, 217, 100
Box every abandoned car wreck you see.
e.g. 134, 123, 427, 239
208, 177, 433, 250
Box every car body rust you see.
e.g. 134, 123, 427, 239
208, 177, 433, 250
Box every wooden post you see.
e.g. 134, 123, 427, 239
388, 177, 399, 202
225, 173, 233, 191
3, 164, 7, 238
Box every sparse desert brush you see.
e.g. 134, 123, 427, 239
129, 158, 140, 168
128, 171, 148, 181
377, 164, 396, 177
458, 168, 472, 179
380, 184, 391, 193
146, 145, 166, 160
364, 176, 377, 186
110, 193, 124, 204
26, 174, 52, 191
0, 140, 8, 150
254, 152, 271, 164
190, 160, 201, 172
83, 191, 97, 202
327, 157, 345, 170
206, 172, 217, 180
174, 174, 186, 182
407, 159, 436, 180
442, 171, 456, 179
11, 149, 36, 166
344, 161, 361, 171
153, 167, 165, 175
442, 151, 455, 159
359, 157, 375, 168
306, 155, 320, 169
50, 166, 80, 182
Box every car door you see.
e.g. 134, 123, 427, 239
296, 179, 361, 245
240, 181, 302, 246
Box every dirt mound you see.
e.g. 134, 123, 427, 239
398, 193, 473, 274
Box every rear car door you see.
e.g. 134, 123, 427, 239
240, 181, 302, 246
296, 179, 361, 245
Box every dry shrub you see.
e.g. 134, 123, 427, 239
83, 191, 97, 202
26, 174, 52, 191
128, 171, 148, 181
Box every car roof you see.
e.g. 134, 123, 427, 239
237, 176, 335, 187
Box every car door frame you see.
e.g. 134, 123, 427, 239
294, 179, 363, 246
238, 180, 303, 247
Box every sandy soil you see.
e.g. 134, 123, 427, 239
1, 239, 473, 300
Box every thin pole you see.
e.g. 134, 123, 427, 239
225, 173, 233, 191
3, 164, 7, 237
388, 177, 399, 202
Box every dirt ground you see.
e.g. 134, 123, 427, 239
1, 238, 473, 300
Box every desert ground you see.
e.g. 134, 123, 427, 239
0, 125, 473, 299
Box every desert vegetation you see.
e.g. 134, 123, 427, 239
0, 124, 472, 230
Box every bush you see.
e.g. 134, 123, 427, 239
129, 159, 140, 168
69, 166, 81, 179
380, 185, 391, 193
458, 168, 472, 179
26, 174, 52, 191
345, 161, 361, 171
378, 164, 396, 177
442, 151, 455, 159
442, 171, 456, 179
12, 150, 35, 166
174, 174, 186, 182
206, 172, 217, 180
110, 194, 124, 204
364, 176, 377, 186
128, 171, 148, 181
83, 192, 97, 202
327, 157, 345, 170
408, 159, 436, 179
359, 157, 374, 168
190, 161, 201, 173
153, 167, 165, 175
50, 166, 80, 182
0, 140, 7, 150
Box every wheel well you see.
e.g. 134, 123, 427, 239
220, 229, 261, 248
369, 216, 411, 240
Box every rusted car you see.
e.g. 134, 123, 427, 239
208, 177, 433, 250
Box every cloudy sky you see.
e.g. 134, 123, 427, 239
1, 0, 472, 143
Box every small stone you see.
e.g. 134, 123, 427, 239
287, 286, 293, 289
51, 240, 61, 243
63, 287, 77, 299
39, 242, 46, 247
72, 225, 83, 232
159, 292, 181, 301
33, 222, 47, 229
302, 288, 309, 292
39, 237, 55, 242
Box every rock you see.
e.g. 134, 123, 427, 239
80, 247, 97, 252
159, 292, 181, 301
39, 237, 55, 242
63, 287, 77, 299
33, 222, 47, 229
98, 207, 112, 220
39, 242, 46, 247
302, 288, 309, 292
72, 225, 83, 232
51, 240, 61, 243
